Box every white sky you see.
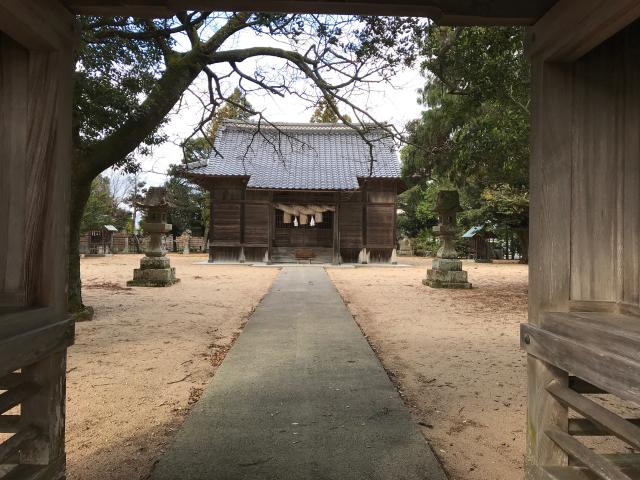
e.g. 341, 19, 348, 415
129, 19, 427, 186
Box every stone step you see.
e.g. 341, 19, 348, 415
270, 247, 333, 264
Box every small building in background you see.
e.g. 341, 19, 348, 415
85, 225, 118, 256
462, 224, 495, 263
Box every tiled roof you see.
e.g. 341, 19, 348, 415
186, 120, 401, 190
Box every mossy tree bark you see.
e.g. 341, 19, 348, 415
67, 15, 252, 313
67, 174, 92, 314
67, 12, 348, 312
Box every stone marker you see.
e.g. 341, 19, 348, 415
423, 190, 472, 289
398, 237, 413, 256
127, 187, 179, 287
180, 229, 191, 255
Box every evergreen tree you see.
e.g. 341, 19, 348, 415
80, 177, 113, 232
182, 88, 254, 163
402, 27, 530, 262
310, 98, 352, 123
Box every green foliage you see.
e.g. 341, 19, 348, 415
466, 185, 529, 230
163, 171, 208, 236
80, 176, 131, 232
401, 26, 530, 260
208, 88, 254, 140
74, 17, 168, 168
182, 137, 213, 165
413, 229, 438, 257
310, 99, 339, 123
182, 88, 254, 163
80, 177, 112, 232
310, 99, 353, 123
397, 176, 459, 236
403, 26, 529, 190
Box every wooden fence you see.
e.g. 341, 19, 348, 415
79, 233, 206, 254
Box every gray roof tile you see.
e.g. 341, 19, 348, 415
186, 120, 400, 190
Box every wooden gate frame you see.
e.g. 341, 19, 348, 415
2, 1, 640, 479
526, 2, 640, 478
0, 2, 75, 478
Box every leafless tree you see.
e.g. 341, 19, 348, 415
70, 12, 423, 313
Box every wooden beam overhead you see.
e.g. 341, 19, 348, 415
0, 0, 75, 50
527, 0, 640, 61
62, 0, 558, 25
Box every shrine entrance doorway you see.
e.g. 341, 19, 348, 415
273, 208, 334, 248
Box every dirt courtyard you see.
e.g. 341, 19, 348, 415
66, 254, 279, 480
68, 255, 528, 480
328, 258, 529, 480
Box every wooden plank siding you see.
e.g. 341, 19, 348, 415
211, 203, 242, 245
569, 40, 621, 303
622, 30, 640, 307
366, 204, 395, 248
569, 22, 640, 309
526, 58, 574, 476
244, 203, 269, 246
338, 202, 363, 249
207, 179, 398, 260
365, 184, 396, 249
0, 33, 28, 306
525, 17, 640, 480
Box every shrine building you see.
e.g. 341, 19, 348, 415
186, 120, 403, 264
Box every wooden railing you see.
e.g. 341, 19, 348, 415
522, 310, 640, 480
0, 308, 74, 479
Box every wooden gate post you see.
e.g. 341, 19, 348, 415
526, 58, 573, 478
0, 2, 75, 478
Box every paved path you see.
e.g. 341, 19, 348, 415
153, 267, 446, 480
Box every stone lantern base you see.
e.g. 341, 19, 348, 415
127, 256, 179, 287
423, 258, 472, 289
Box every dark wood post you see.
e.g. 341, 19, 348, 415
208, 184, 215, 262
525, 59, 572, 479
239, 183, 245, 262
333, 193, 341, 265
362, 181, 368, 251
267, 193, 274, 263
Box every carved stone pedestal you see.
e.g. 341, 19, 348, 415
423, 258, 472, 289
128, 256, 179, 287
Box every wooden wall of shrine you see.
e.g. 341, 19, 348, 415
566, 23, 640, 312
205, 178, 398, 263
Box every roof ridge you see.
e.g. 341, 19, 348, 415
220, 118, 390, 132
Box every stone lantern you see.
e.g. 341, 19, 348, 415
423, 190, 472, 289
127, 187, 179, 287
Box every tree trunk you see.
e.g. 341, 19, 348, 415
517, 228, 529, 264
67, 172, 92, 317
64, 14, 253, 315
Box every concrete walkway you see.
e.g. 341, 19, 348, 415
152, 267, 446, 480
